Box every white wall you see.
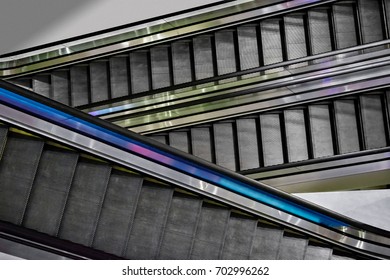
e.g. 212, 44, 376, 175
0, 0, 222, 55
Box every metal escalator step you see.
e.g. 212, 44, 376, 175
236, 118, 260, 171
169, 131, 190, 153
284, 14, 307, 60
191, 205, 230, 260
22, 149, 79, 236
150, 46, 171, 89
125, 182, 173, 259
0, 136, 44, 225
237, 25, 259, 70
92, 171, 143, 256
277, 235, 308, 260
90, 61, 110, 103
250, 225, 283, 260
193, 35, 214, 80
70, 66, 89, 106
32, 74, 51, 98
215, 30, 237, 75
172, 41, 192, 85
359, 0, 384, 44
261, 19, 284, 65
58, 161, 111, 247
130, 51, 150, 94
191, 127, 213, 162
109, 56, 130, 98
309, 105, 334, 158
360, 94, 387, 149
304, 245, 332, 260
213, 122, 236, 171
335, 100, 360, 154
308, 9, 332, 55
260, 114, 284, 166
51, 70, 70, 105
158, 194, 202, 259
0, 126, 8, 160
333, 3, 358, 49
285, 109, 309, 162
221, 215, 257, 260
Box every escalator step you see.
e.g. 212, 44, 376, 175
237, 25, 259, 70
308, 9, 332, 55
285, 110, 309, 162
70, 66, 89, 106
158, 195, 202, 259
32, 74, 51, 98
360, 94, 387, 149
309, 105, 334, 158
191, 127, 213, 162
284, 14, 307, 60
109, 56, 130, 98
214, 122, 236, 170
169, 131, 190, 153
0, 136, 44, 225
58, 161, 111, 247
236, 118, 260, 170
359, 0, 384, 44
125, 182, 174, 259
304, 245, 332, 260
92, 171, 143, 256
191, 205, 230, 260
277, 236, 307, 260
90, 61, 110, 103
335, 100, 360, 154
250, 226, 283, 260
172, 41, 193, 85
150, 46, 171, 89
261, 19, 284, 65
215, 30, 237, 75
193, 35, 214, 80
260, 114, 284, 166
221, 215, 257, 260
22, 149, 79, 236
51, 70, 70, 105
333, 3, 358, 49
130, 51, 151, 94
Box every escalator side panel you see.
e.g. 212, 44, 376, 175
23, 150, 78, 236
261, 19, 284, 65
250, 226, 283, 260
58, 162, 111, 247
158, 195, 202, 259
359, 0, 384, 44
360, 94, 387, 149
51, 70, 70, 105
236, 118, 260, 171
109, 56, 130, 98
193, 35, 214, 80
221, 216, 256, 260
237, 26, 260, 70
284, 14, 307, 60
92, 172, 143, 256
90, 61, 110, 103
130, 51, 150, 94
214, 122, 236, 170
333, 4, 358, 49
169, 131, 190, 153
172, 41, 192, 85
260, 114, 284, 166
191, 127, 213, 162
304, 245, 332, 260
70, 66, 89, 107
277, 236, 307, 260
335, 100, 360, 154
309, 105, 334, 158
150, 46, 171, 89
0, 137, 44, 225
215, 31, 237, 75
191, 206, 230, 260
32, 75, 51, 98
125, 183, 173, 259
285, 110, 308, 162
309, 9, 332, 55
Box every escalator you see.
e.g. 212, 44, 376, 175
1, 80, 390, 260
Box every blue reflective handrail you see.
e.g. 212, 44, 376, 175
0, 85, 350, 230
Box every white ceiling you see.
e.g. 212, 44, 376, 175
0, 0, 221, 55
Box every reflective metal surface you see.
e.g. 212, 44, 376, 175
1, 86, 390, 257
0, 0, 336, 77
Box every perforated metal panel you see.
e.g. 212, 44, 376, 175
250, 226, 283, 260
335, 100, 360, 154
109, 56, 130, 98
193, 35, 214, 80
237, 26, 259, 70
260, 114, 284, 166
278, 236, 307, 260
309, 9, 332, 54
51, 70, 70, 105
360, 94, 387, 149
284, 15, 307, 60
90, 61, 109, 103
285, 110, 308, 162
191, 127, 213, 162
169, 131, 189, 153
309, 105, 334, 158
32, 75, 50, 98
333, 4, 358, 49
215, 30, 237, 75
261, 19, 283, 65
359, 0, 384, 44
304, 245, 332, 260
70, 66, 89, 106
237, 118, 260, 170
214, 122, 236, 170
172, 42, 192, 84
150, 46, 171, 89
130, 51, 150, 94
